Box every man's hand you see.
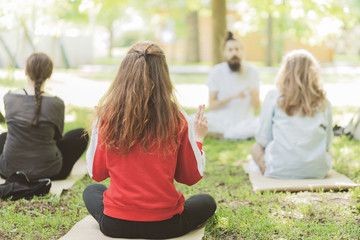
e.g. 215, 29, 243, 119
234, 90, 246, 99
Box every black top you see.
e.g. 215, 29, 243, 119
0, 91, 65, 179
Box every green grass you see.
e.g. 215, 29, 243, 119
71, 71, 358, 85
1, 64, 359, 87
1, 105, 360, 239
94, 58, 124, 65
75, 71, 117, 82
0, 181, 91, 240
171, 73, 208, 84
334, 54, 360, 65
0, 78, 26, 89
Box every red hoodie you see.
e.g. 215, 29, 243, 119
86, 110, 206, 221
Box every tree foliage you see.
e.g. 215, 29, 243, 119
93, 0, 129, 28
227, 0, 357, 64
127, 0, 205, 62
238, 0, 357, 45
49, 0, 88, 23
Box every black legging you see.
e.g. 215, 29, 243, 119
0, 111, 5, 123
52, 128, 89, 180
0, 128, 89, 180
0, 132, 6, 155
83, 184, 217, 239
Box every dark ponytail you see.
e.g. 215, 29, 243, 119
25, 53, 53, 127
31, 78, 45, 126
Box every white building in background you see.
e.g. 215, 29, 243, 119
0, 29, 94, 68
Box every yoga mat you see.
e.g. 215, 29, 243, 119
0, 158, 87, 196
50, 158, 87, 196
59, 215, 205, 240
242, 162, 360, 193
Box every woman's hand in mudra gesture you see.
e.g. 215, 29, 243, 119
194, 104, 208, 143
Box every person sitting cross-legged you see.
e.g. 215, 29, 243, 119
0, 53, 89, 181
205, 31, 260, 140
83, 41, 216, 239
251, 49, 332, 179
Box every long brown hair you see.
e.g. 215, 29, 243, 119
276, 49, 326, 117
96, 41, 183, 154
25, 53, 53, 126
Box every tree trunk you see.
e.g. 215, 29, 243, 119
0, 34, 19, 68
211, 0, 227, 65
186, 11, 200, 63
21, 19, 36, 52
265, 13, 273, 66
108, 23, 113, 58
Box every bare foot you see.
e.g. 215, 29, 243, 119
250, 143, 266, 174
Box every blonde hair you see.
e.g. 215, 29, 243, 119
276, 49, 326, 117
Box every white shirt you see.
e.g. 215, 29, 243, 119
206, 62, 260, 139
256, 89, 333, 179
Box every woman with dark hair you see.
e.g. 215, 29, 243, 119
0, 53, 88, 180
83, 41, 216, 239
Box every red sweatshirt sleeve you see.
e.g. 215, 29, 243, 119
175, 111, 206, 186
86, 122, 109, 182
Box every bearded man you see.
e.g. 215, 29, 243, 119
206, 31, 260, 139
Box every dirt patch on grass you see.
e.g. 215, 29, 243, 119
0, 187, 87, 239
283, 192, 355, 206
0, 232, 11, 240
13, 200, 62, 216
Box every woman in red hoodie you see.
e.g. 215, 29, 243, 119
83, 41, 216, 239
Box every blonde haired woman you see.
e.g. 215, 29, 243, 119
251, 49, 332, 179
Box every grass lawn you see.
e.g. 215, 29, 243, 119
1, 64, 359, 87
70, 70, 360, 85
0, 105, 360, 239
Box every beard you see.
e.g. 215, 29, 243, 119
227, 56, 241, 72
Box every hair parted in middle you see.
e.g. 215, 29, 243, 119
276, 49, 327, 117
96, 41, 184, 155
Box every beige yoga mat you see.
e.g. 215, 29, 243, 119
59, 215, 205, 240
0, 158, 87, 196
242, 162, 360, 193
50, 158, 87, 196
